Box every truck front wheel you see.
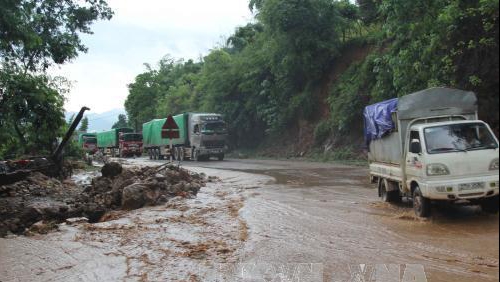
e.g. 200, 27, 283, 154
192, 149, 200, 161
480, 196, 499, 214
413, 186, 431, 218
217, 154, 224, 161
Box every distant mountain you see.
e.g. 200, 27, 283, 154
65, 108, 126, 132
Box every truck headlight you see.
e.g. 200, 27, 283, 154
427, 164, 450, 176
490, 158, 499, 170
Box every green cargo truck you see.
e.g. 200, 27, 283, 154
78, 133, 98, 154
97, 128, 143, 157
143, 113, 227, 161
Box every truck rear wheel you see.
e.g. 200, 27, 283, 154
179, 148, 185, 161
217, 154, 224, 161
174, 147, 180, 161
481, 196, 499, 214
379, 179, 400, 203
413, 186, 431, 218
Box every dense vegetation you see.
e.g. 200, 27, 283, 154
0, 0, 113, 158
125, 0, 499, 157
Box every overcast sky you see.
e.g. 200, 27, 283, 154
53, 0, 253, 114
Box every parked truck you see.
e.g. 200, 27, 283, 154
96, 128, 143, 158
366, 87, 499, 217
78, 133, 98, 154
143, 113, 227, 161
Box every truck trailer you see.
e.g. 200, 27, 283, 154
96, 128, 143, 158
366, 87, 499, 217
143, 113, 227, 161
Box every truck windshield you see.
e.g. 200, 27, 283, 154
202, 122, 226, 133
424, 123, 498, 154
84, 137, 97, 144
123, 134, 142, 142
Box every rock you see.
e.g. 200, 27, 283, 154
65, 217, 89, 225
121, 183, 147, 210
101, 162, 123, 178
143, 186, 161, 206
155, 173, 167, 182
29, 220, 57, 234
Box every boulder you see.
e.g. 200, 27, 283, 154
101, 162, 123, 178
121, 183, 147, 210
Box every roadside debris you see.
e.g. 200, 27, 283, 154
0, 162, 206, 236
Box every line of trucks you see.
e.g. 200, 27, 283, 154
77, 113, 228, 161
365, 87, 499, 217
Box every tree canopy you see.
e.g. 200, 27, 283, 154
123, 0, 498, 154
0, 0, 113, 158
112, 114, 129, 129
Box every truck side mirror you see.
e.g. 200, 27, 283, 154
410, 139, 422, 154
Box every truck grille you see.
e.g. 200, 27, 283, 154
203, 140, 225, 149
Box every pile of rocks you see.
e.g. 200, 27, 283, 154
0, 163, 206, 236
79, 163, 206, 214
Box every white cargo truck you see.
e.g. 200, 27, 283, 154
365, 88, 499, 217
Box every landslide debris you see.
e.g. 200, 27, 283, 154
0, 163, 206, 236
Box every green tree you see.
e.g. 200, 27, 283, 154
0, 0, 113, 72
79, 117, 89, 132
0, 72, 65, 156
112, 114, 129, 129
0, 0, 113, 157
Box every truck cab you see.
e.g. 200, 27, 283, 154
78, 133, 98, 155
189, 114, 227, 161
119, 133, 143, 158
82, 136, 98, 154
367, 88, 499, 217
406, 121, 499, 213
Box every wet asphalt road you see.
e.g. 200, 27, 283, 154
175, 158, 499, 282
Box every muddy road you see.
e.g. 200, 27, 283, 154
178, 158, 499, 282
1, 158, 498, 282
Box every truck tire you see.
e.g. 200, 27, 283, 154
217, 154, 225, 161
192, 149, 200, 162
413, 186, 431, 218
379, 179, 400, 203
179, 148, 185, 161
174, 147, 179, 161
481, 196, 499, 214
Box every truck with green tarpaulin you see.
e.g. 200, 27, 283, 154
78, 133, 98, 154
97, 128, 143, 157
143, 113, 227, 161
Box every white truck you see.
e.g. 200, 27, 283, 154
365, 88, 499, 217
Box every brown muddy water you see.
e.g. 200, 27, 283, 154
183, 159, 499, 282
1, 158, 498, 282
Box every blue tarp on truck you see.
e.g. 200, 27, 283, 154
363, 98, 398, 147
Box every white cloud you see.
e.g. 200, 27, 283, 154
53, 0, 253, 114
108, 0, 252, 33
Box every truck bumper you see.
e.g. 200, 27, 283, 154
199, 148, 225, 156
420, 175, 499, 200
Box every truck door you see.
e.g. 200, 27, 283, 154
406, 130, 425, 180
